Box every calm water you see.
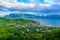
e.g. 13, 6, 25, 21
32, 19, 60, 27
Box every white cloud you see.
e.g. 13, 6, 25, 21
38, 4, 51, 9
0, 0, 60, 15
0, 0, 17, 2
45, 0, 60, 4
0, 0, 52, 9
0, 0, 18, 8
0, 11, 11, 17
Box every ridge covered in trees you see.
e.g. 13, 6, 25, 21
0, 18, 60, 40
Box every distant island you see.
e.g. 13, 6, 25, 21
3, 13, 60, 19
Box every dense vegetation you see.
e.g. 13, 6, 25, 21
0, 18, 60, 40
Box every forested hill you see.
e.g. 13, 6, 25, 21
0, 18, 60, 40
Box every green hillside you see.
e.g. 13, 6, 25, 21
0, 18, 60, 40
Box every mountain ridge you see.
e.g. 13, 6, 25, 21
4, 13, 60, 19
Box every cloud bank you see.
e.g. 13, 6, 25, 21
0, 0, 60, 16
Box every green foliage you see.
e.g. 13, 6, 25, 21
0, 18, 59, 40
45, 29, 60, 40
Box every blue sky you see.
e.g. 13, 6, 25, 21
17, 0, 45, 3
0, 0, 60, 16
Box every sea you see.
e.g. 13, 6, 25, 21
31, 19, 60, 27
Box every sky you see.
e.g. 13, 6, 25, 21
0, 0, 60, 16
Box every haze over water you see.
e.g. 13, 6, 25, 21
32, 19, 60, 27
